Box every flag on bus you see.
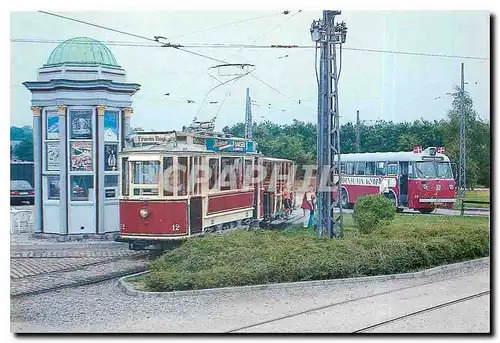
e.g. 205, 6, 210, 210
412, 145, 422, 153
437, 147, 445, 154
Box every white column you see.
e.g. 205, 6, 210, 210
31, 106, 42, 233
97, 105, 106, 234
57, 105, 68, 235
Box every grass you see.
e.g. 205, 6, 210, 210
136, 214, 489, 292
453, 190, 490, 210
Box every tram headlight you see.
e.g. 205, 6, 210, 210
423, 184, 428, 190
449, 184, 454, 190
139, 208, 149, 218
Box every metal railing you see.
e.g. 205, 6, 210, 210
10, 208, 33, 234
460, 200, 490, 216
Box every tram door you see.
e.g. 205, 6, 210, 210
189, 156, 203, 234
399, 161, 409, 206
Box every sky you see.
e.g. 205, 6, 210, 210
10, 10, 490, 132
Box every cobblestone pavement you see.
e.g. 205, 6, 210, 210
11, 257, 149, 297
11, 229, 151, 297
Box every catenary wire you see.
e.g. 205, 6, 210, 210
11, 38, 490, 61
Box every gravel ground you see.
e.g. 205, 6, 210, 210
11, 261, 489, 333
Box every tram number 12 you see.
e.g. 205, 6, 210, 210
172, 223, 180, 231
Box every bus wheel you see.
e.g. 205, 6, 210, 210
340, 188, 349, 209
386, 192, 397, 208
418, 208, 435, 214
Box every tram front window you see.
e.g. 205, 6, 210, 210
131, 161, 160, 196
436, 162, 453, 179
414, 161, 436, 179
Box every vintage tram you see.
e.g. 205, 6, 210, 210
117, 130, 296, 250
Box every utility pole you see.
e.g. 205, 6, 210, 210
245, 87, 253, 139
458, 63, 467, 199
311, 11, 347, 239
356, 110, 361, 153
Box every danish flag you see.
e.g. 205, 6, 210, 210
437, 147, 445, 154
412, 145, 422, 153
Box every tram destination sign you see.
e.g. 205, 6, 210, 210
133, 132, 176, 145
205, 138, 254, 153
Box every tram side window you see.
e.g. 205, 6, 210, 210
209, 158, 219, 190
340, 162, 346, 174
346, 162, 355, 175
163, 157, 173, 196
387, 163, 398, 176
221, 157, 236, 191
365, 162, 376, 175
376, 161, 386, 176
122, 158, 129, 196
244, 159, 253, 188
178, 157, 188, 196
355, 162, 365, 175
235, 158, 244, 190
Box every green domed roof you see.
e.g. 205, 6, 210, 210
44, 37, 120, 68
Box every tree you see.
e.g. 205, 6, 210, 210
14, 138, 34, 162
442, 86, 490, 187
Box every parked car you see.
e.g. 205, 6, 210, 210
10, 180, 34, 205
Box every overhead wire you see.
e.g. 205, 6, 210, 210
167, 12, 283, 39
11, 38, 490, 61
37, 11, 230, 65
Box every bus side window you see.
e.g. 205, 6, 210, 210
340, 162, 346, 174
365, 162, 375, 175
355, 162, 365, 175
408, 162, 414, 178
387, 163, 398, 176
346, 162, 354, 175
376, 161, 386, 176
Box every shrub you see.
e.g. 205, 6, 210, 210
352, 195, 396, 234
141, 215, 489, 292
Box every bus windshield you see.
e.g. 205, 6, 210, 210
436, 162, 453, 179
414, 161, 436, 179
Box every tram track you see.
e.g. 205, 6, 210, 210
353, 291, 490, 333
11, 252, 153, 298
226, 270, 489, 333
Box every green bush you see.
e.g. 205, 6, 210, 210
352, 195, 396, 233
142, 216, 489, 292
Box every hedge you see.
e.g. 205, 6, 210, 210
143, 215, 489, 292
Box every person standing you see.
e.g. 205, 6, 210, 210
301, 185, 316, 228
379, 176, 390, 198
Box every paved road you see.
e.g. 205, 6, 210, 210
11, 260, 489, 333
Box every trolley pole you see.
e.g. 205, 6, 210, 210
311, 11, 347, 239
458, 63, 467, 199
356, 110, 361, 153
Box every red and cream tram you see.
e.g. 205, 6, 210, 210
117, 131, 296, 250
334, 147, 456, 213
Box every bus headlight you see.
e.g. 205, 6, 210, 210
139, 208, 149, 218
423, 184, 428, 190
449, 184, 454, 190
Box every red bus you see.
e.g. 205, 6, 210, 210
335, 147, 456, 213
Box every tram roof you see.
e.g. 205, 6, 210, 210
120, 142, 294, 162
340, 151, 450, 163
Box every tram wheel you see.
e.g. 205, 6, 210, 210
418, 208, 435, 214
